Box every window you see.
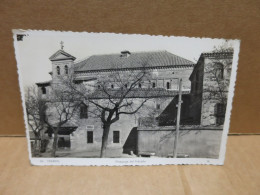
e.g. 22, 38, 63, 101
65, 65, 68, 74
216, 63, 224, 79
215, 103, 226, 125
215, 103, 226, 116
80, 104, 88, 119
111, 84, 114, 89
216, 117, 225, 126
113, 131, 120, 143
41, 87, 46, 94
56, 66, 60, 75
139, 83, 142, 88
124, 84, 128, 88
57, 136, 71, 148
97, 85, 101, 89
152, 82, 156, 88
166, 82, 170, 89
87, 131, 93, 143
156, 104, 160, 110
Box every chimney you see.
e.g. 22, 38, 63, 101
120, 50, 131, 58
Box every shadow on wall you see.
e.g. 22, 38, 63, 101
123, 127, 138, 155
157, 94, 200, 126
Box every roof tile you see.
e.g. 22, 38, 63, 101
74, 51, 194, 72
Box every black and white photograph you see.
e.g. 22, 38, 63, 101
13, 30, 240, 166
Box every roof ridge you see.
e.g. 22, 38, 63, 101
49, 49, 76, 61
74, 50, 192, 65
75, 50, 169, 60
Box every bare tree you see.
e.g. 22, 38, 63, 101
159, 42, 234, 152
203, 41, 233, 125
25, 86, 46, 155
204, 58, 232, 105
42, 86, 81, 157
65, 58, 155, 157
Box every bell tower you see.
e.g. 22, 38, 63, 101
49, 41, 76, 83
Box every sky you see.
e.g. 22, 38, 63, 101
15, 30, 236, 87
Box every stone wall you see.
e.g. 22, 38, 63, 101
44, 97, 174, 156
51, 59, 74, 83
200, 57, 232, 126
189, 53, 233, 127
137, 126, 222, 158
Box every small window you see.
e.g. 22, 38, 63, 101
65, 65, 68, 74
41, 87, 46, 94
80, 104, 88, 119
113, 131, 120, 143
97, 85, 101, 89
111, 84, 114, 89
166, 82, 170, 89
58, 137, 71, 148
139, 83, 142, 88
56, 66, 60, 75
156, 104, 160, 110
215, 103, 226, 116
87, 131, 93, 143
215, 103, 226, 125
216, 63, 224, 79
152, 82, 156, 88
124, 84, 128, 88
216, 117, 225, 126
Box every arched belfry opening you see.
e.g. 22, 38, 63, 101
65, 65, 68, 75
49, 42, 76, 80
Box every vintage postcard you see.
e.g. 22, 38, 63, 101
13, 30, 240, 166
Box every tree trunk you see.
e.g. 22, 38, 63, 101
100, 124, 111, 158
52, 129, 58, 157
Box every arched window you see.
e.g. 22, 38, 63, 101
166, 82, 170, 89
97, 85, 101, 89
41, 87, 46, 94
65, 65, 68, 74
216, 63, 224, 79
152, 82, 156, 88
56, 66, 60, 75
111, 84, 114, 89
139, 83, 142, 88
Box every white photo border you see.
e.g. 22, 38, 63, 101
13, 29, 240, 166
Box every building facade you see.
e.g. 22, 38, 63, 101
136, 51, 233, 158
35, 49, 194, 157
189, 51, 233, 126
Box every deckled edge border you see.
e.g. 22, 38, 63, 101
12, 29, 241, 166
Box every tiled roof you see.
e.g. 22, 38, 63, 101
74, 51, 194, 72
74, 76, 97, 82
88, 88, 190, 99
201, 51, 233, 58
36, 80, 51, 86
52, 121, 78, 128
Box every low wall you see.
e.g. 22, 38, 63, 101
137, 126, 223, 158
